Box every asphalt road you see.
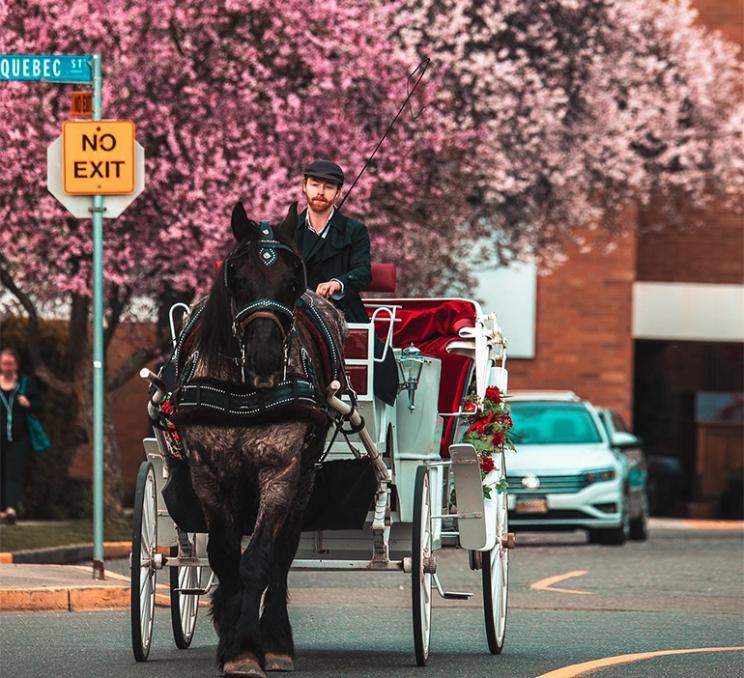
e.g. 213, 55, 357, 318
1, 525, 743, 678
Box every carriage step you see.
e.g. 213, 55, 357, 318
432, 573, 474, 600
174, 587, 209, 595
441, 591, 474, 600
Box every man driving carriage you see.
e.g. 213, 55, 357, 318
297, 159, 370, 323
296, 159, 398, 405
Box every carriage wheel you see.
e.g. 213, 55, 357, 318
482, 454, 509, 654
170, 537, 201, 649
131, 461, 158, 662
411, 465, 433, 666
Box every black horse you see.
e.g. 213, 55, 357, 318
174, 202, 346, 677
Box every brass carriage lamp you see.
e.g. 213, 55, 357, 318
398, 344, 425, 412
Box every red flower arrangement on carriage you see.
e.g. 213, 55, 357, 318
462, 386, 515, 498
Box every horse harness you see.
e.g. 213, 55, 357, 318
153, 222, 348, 459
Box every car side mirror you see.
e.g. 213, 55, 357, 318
611, 431, 642, 450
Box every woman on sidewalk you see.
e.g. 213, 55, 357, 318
0, 348, 42, 525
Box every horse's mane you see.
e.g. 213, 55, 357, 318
194, 261, 239, 371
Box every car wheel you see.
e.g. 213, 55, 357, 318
591, 498, 629, 546
595, 525, 626, 546
629, 494, 649, 541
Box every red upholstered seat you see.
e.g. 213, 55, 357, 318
369, 298, 478, 457
365, 263, 397, 293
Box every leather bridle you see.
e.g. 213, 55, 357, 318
223, 221, 306, 382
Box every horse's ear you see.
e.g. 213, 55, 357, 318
275, 201, 299, 240
231, 201, 258, 242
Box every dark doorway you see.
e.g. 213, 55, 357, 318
633, 340, 744, 517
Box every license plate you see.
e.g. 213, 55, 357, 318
516, 497, 548, 513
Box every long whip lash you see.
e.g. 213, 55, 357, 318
337, 56, 431, 211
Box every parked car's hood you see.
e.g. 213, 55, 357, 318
506, 443, 620, 475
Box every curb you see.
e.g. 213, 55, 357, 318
0, 586, 174, 612
0, 586, 131, 612
0, 541, 131, 565
0, 564, 177, 612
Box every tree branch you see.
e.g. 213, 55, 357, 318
104, 285, 132, 353
105, 336, 171, 392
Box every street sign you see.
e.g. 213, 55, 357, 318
62, 120, 135, 194
0, 54, 92, 83
71, 91, 92, 117
47, 136, 145, 218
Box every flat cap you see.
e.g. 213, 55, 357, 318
303, 159, 344, 186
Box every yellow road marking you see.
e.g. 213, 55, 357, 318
535, 646, 744, 677
530, 570, 592, 595
678, 519, 744, 531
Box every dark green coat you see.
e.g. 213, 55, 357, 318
295, 208, 398, 404
295, 209, 372, 323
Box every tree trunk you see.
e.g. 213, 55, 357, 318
103, 390, 124, 518
69, 293, 125, 519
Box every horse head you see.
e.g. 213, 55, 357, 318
203, 201, 305, 388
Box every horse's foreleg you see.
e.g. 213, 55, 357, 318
228, 459, 300, 674
206, 515, 242, 664
259, 509, 303, 672
260, 466, 317, 671
189, 458, 243, 668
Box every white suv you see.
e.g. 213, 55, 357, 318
506, 391, 631, 545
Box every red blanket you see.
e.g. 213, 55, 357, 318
369, 299, 477, 457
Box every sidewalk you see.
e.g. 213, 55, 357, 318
0, 563, 133, 611
1, 518, 741, 613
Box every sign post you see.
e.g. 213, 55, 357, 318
3, 53, 145, 579
90, 54, 106, 581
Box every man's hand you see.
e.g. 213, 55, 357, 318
17, 395, 30, 408
315, 280, 342, 299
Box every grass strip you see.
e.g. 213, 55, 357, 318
0, 518, 131, 552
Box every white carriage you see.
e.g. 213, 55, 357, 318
130, 266, 514, 666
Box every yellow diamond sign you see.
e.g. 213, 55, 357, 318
62, 120, 135, 194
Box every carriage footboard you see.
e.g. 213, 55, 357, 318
327, 380, 392, 563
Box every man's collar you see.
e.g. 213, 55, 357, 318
305, 206, 335, 235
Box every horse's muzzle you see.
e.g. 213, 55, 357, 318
251, 375, 277, 389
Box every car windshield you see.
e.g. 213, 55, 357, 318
510, 402, 602, 445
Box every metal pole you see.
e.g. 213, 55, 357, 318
91, 53, 106, 580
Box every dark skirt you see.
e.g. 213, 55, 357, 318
1, 435, 30, 510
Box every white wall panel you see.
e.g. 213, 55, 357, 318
473, 260, 537, 358
633, 282, 744, 342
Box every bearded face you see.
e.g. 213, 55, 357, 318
303, 177, 340, 213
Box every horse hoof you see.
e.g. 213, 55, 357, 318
264, 653, 295, 672
223, 652, 266, 678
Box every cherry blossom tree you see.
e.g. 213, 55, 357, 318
1, 0, 741, 512
0, 0, 462, 512
395, 0, 744, 263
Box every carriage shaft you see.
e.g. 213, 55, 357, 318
291, 559, 404, 571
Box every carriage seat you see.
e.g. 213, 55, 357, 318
342, 263, 399, 400
364, 263, 397, 294
369, 297, 478, 457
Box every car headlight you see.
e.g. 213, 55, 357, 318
583, 469, 616, 484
